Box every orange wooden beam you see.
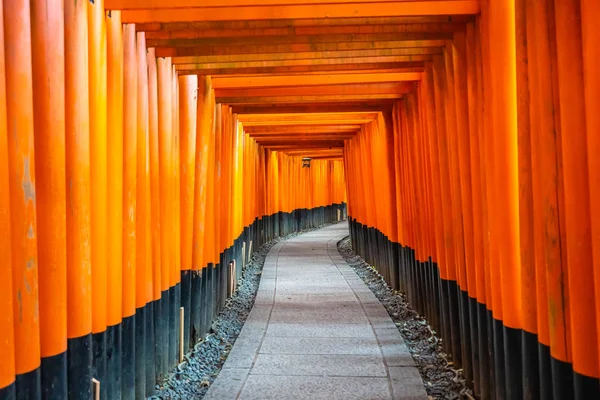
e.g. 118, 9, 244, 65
246, 125, 360, 134
212, 73, 421, 89
263, 143, 345, 149
154, 40, 445, 58
175, 56, 434, 72
219, 94, 404, 104
148, 32, 450, 48
239, 112, 377, 123
135, 15, 472, 32
177, 62, 424, 76
109, 0, 479, 10
215, 82, 412, 99
170, 48, 440, 65
120, 2, 480, 22
231, 101, 395, 114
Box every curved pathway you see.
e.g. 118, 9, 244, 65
204, 222, 427, 400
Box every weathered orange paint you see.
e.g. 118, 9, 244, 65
0, 0, 16, 387
65, 0, 92, 340
106, 10, 124, 326
122, 23, 138, 318
88, 0, 108, 335
31, 0, 68, 355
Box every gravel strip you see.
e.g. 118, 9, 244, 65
337, 237, 475, 400
150, 224, 335, 400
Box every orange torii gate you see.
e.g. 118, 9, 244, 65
1, 1, 600, 400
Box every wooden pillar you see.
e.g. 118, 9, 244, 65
0, 2, 16, 396
88, 1, 108, 396
135, 30, 149, 400
30, 0, 67, 396
581, 0, 600, 382
178, 74, 198, 356
105, 10, 124, 399
147, 47, 163, 386
156, 57, 173, 375
65, 0, 93, 398
554, 0, 599, 396
121, 22, 137, 400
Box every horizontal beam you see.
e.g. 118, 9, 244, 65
175, 55, 434, 72
169, 47, 440, 64
221, 94, 403, 104
143, 24, 462, 40
148, 32, 451, 48
120, 2, 480, 22
239, 112, 378, 123
154, 40, 446, 58
263, 144, 345, 149
246, 125, 361, 134
215, 82, 412, 99
212, 73, 420, 89
108, 0, 478, 10
231, 101, 396, 115
177, 62, 424, 76
136, 15, 473, 32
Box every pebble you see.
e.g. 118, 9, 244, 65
150, 224, 334, 399
337, 237, 474, 400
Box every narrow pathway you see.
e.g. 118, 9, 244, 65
204, 222, 427, 400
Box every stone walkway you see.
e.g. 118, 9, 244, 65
204, 222, 427, 400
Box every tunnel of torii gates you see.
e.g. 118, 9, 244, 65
0, 0, 599, 399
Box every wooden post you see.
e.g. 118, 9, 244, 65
92, 378, 100, 400
242, 242, 246, 269
179, 307, 185, 363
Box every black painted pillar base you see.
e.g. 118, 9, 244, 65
15, 368, 41, 400
106, 324, 122, 400
92, 330, 107, 400
145, 301, 156, 397
134, 306, 146, 400
121, 315, 135, 400
67, 333, 92, 400
40, 351, 67, 399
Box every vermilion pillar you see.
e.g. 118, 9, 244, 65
88, 1, 108, 396
147, 48, 164, 384
0, 2, 16, 396
30, 0, 68, 397
65, 0, 92, 398
121, 23, 138, 400
106, 10, 124, 399
157, 56, 173, 376
179, 74, 198, 353
581, 0, 600, 382
554, 0, 599, 396
135, 30, 149, 399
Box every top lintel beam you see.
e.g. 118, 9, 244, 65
119, 2, 480, 23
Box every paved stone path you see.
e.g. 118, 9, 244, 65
204, 222, 427, 400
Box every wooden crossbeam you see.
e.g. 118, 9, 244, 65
239, 112, 378, 123
212, 73, 420, 89
169, 47, 440, 65
135, 15, 473, 32
119, 2, 480, 22
148, 32, 451, 48
245, 125, 361, 134
176, 56, 434, 73
231, 101, 396, 114
154, 40, 446, 58
177, 62, 424, 76
215, 82, 412, 99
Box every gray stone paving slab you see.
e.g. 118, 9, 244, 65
239, 375, 392, 400
204, 222, 427, 400
260, 336, 382, 355
251, 354, 388, 377
265, 323, 374, 338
